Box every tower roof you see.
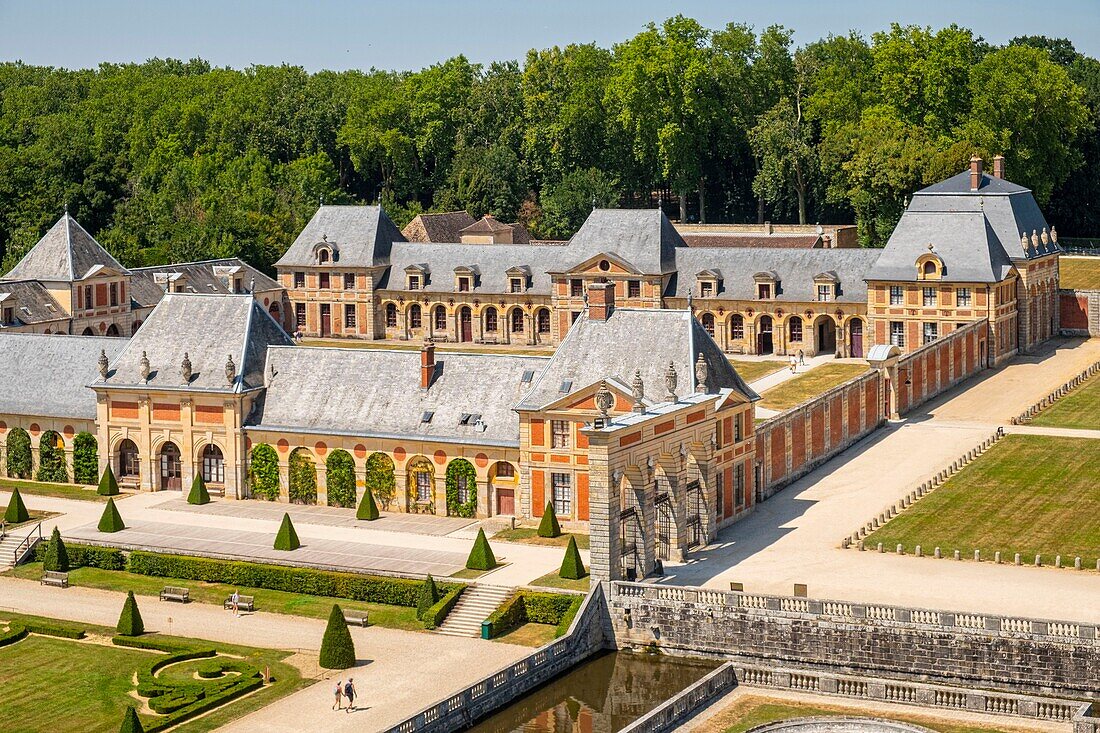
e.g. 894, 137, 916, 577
3, 213, 129, 282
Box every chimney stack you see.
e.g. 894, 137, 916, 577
420, 340, 435, 389
992, 155, 1006, 180
588, 281, 615, 322
969, 155, 983, 191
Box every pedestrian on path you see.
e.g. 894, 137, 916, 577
230, 589, 240, 617
789, 355, 797, 373
344, 678, 356, 713
798, 349, 806, 366
333, 680, 343, 710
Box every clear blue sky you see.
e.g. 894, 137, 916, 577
1, 0, 1097, 71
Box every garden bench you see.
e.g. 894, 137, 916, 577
159, 586, 190, 603
224, 594, 255, 612
40, 571, 69, 588
343, 609, 369, 627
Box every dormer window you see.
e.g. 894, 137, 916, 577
696, 269, 721, 298
510, 278, 523, 294
813, 271, 839, 302
1, 306, 13, 325
408, 275, 420, 291
817, 285, 832, 302
758, 284, 771, 299
916, 250, 944, 281
454, 265, 478, 292
458, 277, 470, 292
700, 282, 714, 298
405, 264, 429, 290
318, 249, 330, 264
753, 271, 777, 300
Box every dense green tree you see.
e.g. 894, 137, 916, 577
5, 428, 32, 479
249, 443, 281, 501
116, 590, 144, 636
43, 526, 70, 572
750, 97, 819, 224
36, 430, 68, 483
537, 168, 621, 239
325, 449, 356, 509
73, 432, 99, 485
288, 448, 317, 505
416, 574, 440, 620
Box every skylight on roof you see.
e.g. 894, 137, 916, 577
421, 411, 434, 424
559, 379, 573, 394
521, 370, 534, 383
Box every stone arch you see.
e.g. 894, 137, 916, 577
106, 323, 120, 337
406, 456, 435, 513
116, 437, 140, 484
81, 327, 94, 336
36, 429, 68, 483
847, 316, 866, 358
811, 313, 838, 356
755, 314, 775, 355
787, 314, 805, 345
535, 307, 552, 343
157, 441, 183, 491
483, 305, 499, 335
407, 302, 423, 331
489, 460, 517, 515
445, 458, 478, 517
384, 301, 398, 329
432, 303, 448, 333
198, 442, 225, 485
325, 448, 356, 508
700, 312, 715, 337
508, 306, 526, 335
727, 313, 745, 344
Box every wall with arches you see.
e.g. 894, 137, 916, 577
0, 415, 97, 483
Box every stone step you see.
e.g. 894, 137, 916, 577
435, 584, 514, 638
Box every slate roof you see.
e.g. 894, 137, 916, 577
567, 209, 681, 274
3, 214, 129, 282
0, 333, 124, 419
515, 307, 758, 412
0, 281, 68, 326
680, 233, 822, 249
129, 259, 283, 308
378, 241, 560, 294
668, 248, 880, 302
100, 293, 292, 392
275, 206, 405, 268
867, 170, 1055, 283
461, 216, 512, 234
251, 348, 550, 446
402, 211, 477, 243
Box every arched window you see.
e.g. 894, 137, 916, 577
82, 327, 94, 336
106, 324, 120, 337
409, 303, 422, 329
485, 307, 498, 332
385, 303, 397, 328
201, 444, 225, 484
434, 305, 447, 331
788, 316, 803, 342
318, 249, 330, 264
701, 312, 715, 336
118, 438, 140, 479
730, 314, 744, 340
510, 309, 525, 333
536, 308, 550, 334
923, 261, 937, 276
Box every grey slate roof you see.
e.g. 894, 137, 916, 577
101, 293, 292, 392
0, 333, 124, 419
129, 259, 283, 308
251, 348, 550, 446
275, 206, 405, 268
378, 241, 559, 294
567, 209, 681, 274
3, 214, 129, 282
515, 307, 758, 412
0, 281, 68, 326
668, 248, 880, 302
867, 170, 1055, 283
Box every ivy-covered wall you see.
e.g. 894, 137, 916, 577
249, 444, 280, 501
288, 448, 317, 505
325, 449, 356, 508
73, 432, 98, 485
364, 452, 396, 510
5, 427, 31, 479
446, 459, 478, 518
36, 430, 67, 483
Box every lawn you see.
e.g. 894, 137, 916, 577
728, 359, 787, 384
758, 363, 870, 411
492, 527, 590, 550
528, 569, 590, 592
7, 563, 424, 631
867, 434, 1100, 567
0, 508, 55, 527
0, 611, 303, 733
0, 477, 108, 502
1029, 375, 1100, 429
492, 622, 558, 648
1058, 256, 1100, 291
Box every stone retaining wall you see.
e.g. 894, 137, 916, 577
1059, 289, 1100, 337
619, 661, 738, 733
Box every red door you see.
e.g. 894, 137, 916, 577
496, 488, 515, 515
320, 304, 331, 337
850, 319, 864, 358
460, 307, 472, 342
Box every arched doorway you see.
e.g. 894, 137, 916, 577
200, 444, 225, 485
756, 315, 774, 355
159, 442, 182, 490
458, 306, 473, 343
490, 461, 517, 516
814, 315, 837, 355
106, 324, 120, 337
849, 318, 865, 358
535, 308, 551, 343
82, 327, 94, 336
118, 438, 140, 484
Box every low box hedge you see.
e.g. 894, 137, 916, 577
421, 586, 464, 630
483, 591, 583, 639
0, 624, 28, 648
33, 541, 125, 571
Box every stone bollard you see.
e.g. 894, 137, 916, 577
872, 517, 879, 529
1055, 555, 1062, 568
897, 544, 904, 555
877, 542, 884, 553
1035, 554, 1042, 567
1096, 559, 1099, 571
954, 549, 961, 561
995, 551, 1001, 564
974, 549, 981, 562
934, 547, 942, 559
916, 545, 923, 557
1015, 553, 1021, 566
858, 540, 864, 551
1075, 557, 1082, 570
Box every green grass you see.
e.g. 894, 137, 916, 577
492, 527, 590, 550
1030, 375, 1100, 430
528, 570, 590, 592
492, 623, 558, 648
7, 563, 424, 631
758, 363, 870, 411
0, 508, 54, 527
0, 477, 108, 501
0, 611, 303, 733
867, 434, 1100, 567
1058, 256, 1100, 291
728, 359, 787, 383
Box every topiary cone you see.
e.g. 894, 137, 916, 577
43, 526, 70, 572
356, 488, 379, 520
98, 497, 125, 533
4, 486, 30, 524
273, 512, 300, 551
98, 465, 120, 496
187, 474, 210, 505
466, 527, 497, 571
119, 705, 144, 733
318, 603, 356, 669
117, 590, 144, 636
416, 574, 439, 620
559, 535, 587, 580
537, 501, 561, 538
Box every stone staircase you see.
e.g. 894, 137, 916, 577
435, 584, 513, 638
0, 529, 34, 571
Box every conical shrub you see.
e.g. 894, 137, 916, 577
116, 590, 144, 636
356, 488, 379, 520
537, 501, 561, 538
559, 535, 587, 580
466, 527, 497, 570
416, 574, 439, 620
43, 527, 70, 572
318, 603, 356, 670
97, 465, 120, 496
4, 487, 30, 524
119, 705, 144, 733
98, 497, 125, 533
273, 512, 300, 551
187, 474, 210, 505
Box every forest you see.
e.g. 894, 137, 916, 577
0, 17, 1097, 274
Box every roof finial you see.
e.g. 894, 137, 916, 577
225, 354, 236, 386
665, 360, 678, 402
140, 351, 151, 383
1051, 226, 1058, 244
594, 380, 614, 419
181, 352, 192, 384
592, 195, 597, 212
98, 349, 109, 380
695, 353, 709, 393
631, 369, 645, 413
64, 201, 69, 216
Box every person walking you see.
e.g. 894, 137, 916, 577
333, 680, 343, 711
798, 349, 806, 366
789, 354, 797, 374
344, 678, 356, 713
230, 589, 240, 617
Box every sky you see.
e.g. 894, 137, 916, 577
1, 0, 1098, 71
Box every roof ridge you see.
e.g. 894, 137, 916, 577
64, 213, 75, 280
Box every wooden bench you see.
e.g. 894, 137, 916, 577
159, 586, 190, 603
224, 594, 255, 612
343, 609, 369, 627
40, 571, 69, 588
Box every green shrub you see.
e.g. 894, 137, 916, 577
4, 486, 30, 523
117, 590, 144, 636
483, 592, 525, 637
98, 465, 120, 496
445, 458, 478, 517
422, 586, 464, 630
318, 604, 356, 669
325, 449, 356, 508
73, 432, 99, 485
197, 661, 224, 678
364, 452, 396, 510
356, 487, 379, 520
23, 619, 86, 639
559, 535, 586, 579
36, 430, 68, 483
5, 427, 32, 478
187, 474, 210, 505
466, 528, 497, 570
482, 591, 581, 638
0, 623, 27, 647
537, 502, 561, 538
523, 593, 576, 625
98, 497, 125, 532
248, 443, 280, 501
273, 513, 300, 551
288, 449, 317, 505
35, 541, 124, 570
416, 574, 439, 620
119, 705, 144, 733
553, 597, 584, 638
42, 527, 69, 572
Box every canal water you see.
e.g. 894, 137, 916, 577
466, 650, 717, 732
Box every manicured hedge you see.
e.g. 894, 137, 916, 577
325, 450, 356, 509
483, 591, 582, 639
421, 586, 464, 630
36, 430, 68, 483
72, 432, 99, 485
483, 592, 525, 638
1, 618, 88, 646
248, 443, 280, 501
0, 624, 27, 648
33, 541, 125, 570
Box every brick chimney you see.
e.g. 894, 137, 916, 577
992, 155, 1006, 180
969, 155, 983, 190
588, 281, 615, 321
420, 340, 435, 389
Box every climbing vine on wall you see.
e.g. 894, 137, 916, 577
364, 452, 396, 510
325, 449, 356, 508
249, 443, 281, 501
5, 428, 31, 479
72, 432, 98, 485
445, 459, 478, 518
36, 430, 68, 483
288, 448, 318, 505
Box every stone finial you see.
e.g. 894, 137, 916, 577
1050, 226, 1058, 244
1041, 228, 1050, 246
665, 360, 678, 402
98, 349, 109, 380
225, 354, 236, 386
139, 351, 150, 382
1021, 232, 1029, 250
631, 369, 645, 413
1031, 229, 1039, 249
181, 352, 192, 384
594, 381, 614, 418
695, 353, 708, 393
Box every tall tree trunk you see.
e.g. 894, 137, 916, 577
797, 189, 807, 225
679, 190, 687, 223
698, 179, 706, 224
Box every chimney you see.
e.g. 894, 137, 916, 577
588, 281, 615, 322
993, 155, 1006, 180
969, 155, 983, 191
420, 340, 435, 389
